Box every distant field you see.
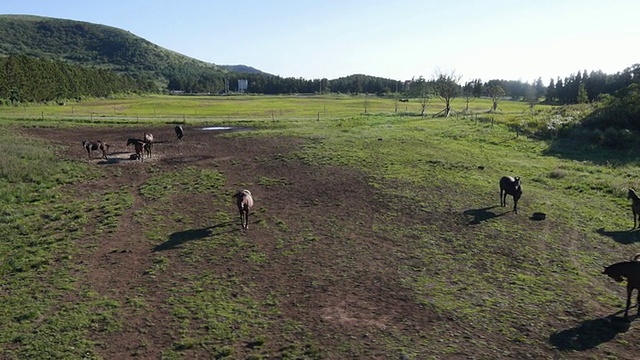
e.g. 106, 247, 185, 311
0, 94, 540, 124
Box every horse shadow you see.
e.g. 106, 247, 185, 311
596, 227, 640, 244
463, 205, 507, 224
153, 221, 237, 251
549, 311, 634, 351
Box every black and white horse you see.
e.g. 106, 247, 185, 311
175, 125, 184, 140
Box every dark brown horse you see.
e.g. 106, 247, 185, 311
603, 260, 640, 319
82, 140, 109, 159
233, 189, 254, 229
627, 188, 640, 229
500, 176, 522, 214
126, 138, 146, 162
143, 133, 154, 158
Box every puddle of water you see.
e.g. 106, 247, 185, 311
199, 126, 233, 131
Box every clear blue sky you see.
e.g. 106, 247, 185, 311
2, 0, 639, 84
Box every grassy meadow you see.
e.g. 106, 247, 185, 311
0, 93, 534, 124
2, 94, 640, 358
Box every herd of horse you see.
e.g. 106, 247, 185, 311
500, 175, 640, 320
82, 124, 254, 231
81, 125, 640, 320
605, 188, 640, 320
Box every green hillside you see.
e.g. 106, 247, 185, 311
0, 14, 229, 90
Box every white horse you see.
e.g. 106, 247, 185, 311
234, 190, 254, 229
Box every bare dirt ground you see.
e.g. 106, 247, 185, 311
20, 125, 639, 359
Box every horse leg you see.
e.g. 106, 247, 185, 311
245, 209, 249, 229
636, 288, 640, 317
513, 198, 518, 214
500, 190, 505, 207
625, 286, 632, 319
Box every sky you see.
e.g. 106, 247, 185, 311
2, 0, 640, 84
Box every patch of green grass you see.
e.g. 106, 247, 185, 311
257, 176, 291, 187
0, 127, 120, 358
140, 166, 225, 200
166, 274, 274, 355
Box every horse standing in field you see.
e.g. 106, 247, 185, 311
500, 176, 523, 214
126, 138, 146, 162
627, 188, 640, 229
82, 140, 109, 159
603, 260, 640, 319
234, 189, 254, 229
175, 125, 184, 140
143, 133, 154, 159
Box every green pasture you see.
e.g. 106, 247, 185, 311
1, 95, 639, 358
0, 94, 536, 124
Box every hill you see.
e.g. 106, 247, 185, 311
0, 15, 399, 95
0, 14, 263, 91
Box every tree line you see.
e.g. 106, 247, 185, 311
2, 50, 639, 113
0, 55, 156, 104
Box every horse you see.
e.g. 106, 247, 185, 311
233, 189, 254, 229
175, 125, 184, 140
603, 260, 640, 319
500, 176, 523, 214
126, 138, 146, 162
82, 140, 109, 159
627, 188, 640, 229
143, 133, 154, 158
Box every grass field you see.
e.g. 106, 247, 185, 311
1, 95, 640, 359
0, 94, 539, 123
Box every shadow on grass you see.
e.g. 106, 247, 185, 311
543, 138, 638, 166
549, 311, 634, 351
596, 227, 640, 244
154, 221, 237, 251
463, 205, 507, 224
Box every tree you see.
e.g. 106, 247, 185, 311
545, 78, 556, 103
409, 76, 432, 118
432, 70, 461, 117
462, 79, 482, 114
485, 80, 505, 112
534, 77, 545, 100
577, 83, 588, 104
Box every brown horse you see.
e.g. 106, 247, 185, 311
233, 189, 254, 229
603, 260, 640, 319
627, 188, 640, 229
126, 138, 146, 162
500, 176, 523, 214
82, 140, 109, 159
143, 133, 154, 158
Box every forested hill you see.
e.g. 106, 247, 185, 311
0, 14, 232, 92
0, 15, 402, 95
